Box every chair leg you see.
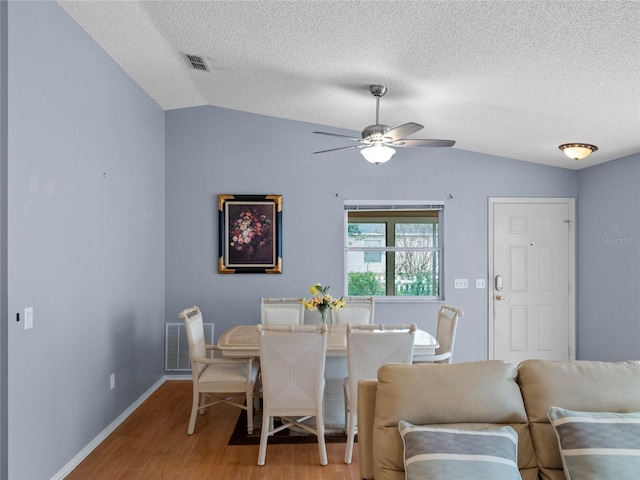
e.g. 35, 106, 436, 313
343, 381, 349, 432
246, 392, 254, 435
344, 411, 356, 464
187, 392, 200, 435
316, 410, 328, 466
199, 392, 207, 414
257, 413, 271, 465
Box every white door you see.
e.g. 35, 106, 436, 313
489, 199, 575, 364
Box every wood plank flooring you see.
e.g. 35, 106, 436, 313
66, 380, 360, 480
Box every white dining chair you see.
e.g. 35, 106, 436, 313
260, 297, 305, 325
256, 324, 328, 466
178, 306, 259, 435
343, 323, 416, 464
330, 296, 374, 325
412, 304, 463, 364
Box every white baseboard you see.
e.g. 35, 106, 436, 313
51, 376, 170, 480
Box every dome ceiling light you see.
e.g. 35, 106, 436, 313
559, 143, 598, 161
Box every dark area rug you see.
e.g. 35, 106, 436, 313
228, 407, 349, 446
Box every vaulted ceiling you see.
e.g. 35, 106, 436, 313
58, 1, 640, 170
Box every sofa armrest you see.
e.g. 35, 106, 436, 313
358, 380, 378, 480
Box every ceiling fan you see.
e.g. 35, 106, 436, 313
313, 85, 455, 164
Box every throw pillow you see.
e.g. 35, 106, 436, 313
548, 406, 640, 480
398, 421, 521, 480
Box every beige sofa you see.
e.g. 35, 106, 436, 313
358, 359, 640, 480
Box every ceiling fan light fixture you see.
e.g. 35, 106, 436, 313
559, 143, 598, 161
361, 145, 396, 164
313, 85, 455, 161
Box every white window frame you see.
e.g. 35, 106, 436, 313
344, 200, 445, 303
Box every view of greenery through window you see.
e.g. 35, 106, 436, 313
346, 209, 442, 298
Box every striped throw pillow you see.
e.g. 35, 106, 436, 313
548, 407, 640, 480
398, 421, 521, 480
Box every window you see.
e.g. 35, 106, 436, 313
345, 202, 443, 299
363, 238, 382, 263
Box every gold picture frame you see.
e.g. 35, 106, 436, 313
218, 194, 283, 274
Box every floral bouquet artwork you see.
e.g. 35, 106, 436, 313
302, 283, 346, 324
229, 206, 272, 261
229, 207, 271, 252
219, 194, 282, 274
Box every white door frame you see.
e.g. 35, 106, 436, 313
488, 198, 576, 360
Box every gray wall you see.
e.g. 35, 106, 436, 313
577, 153, 640, 360
4, 1, 639, 479
8, 2, 165, 479
165, 105, 578, 363
1, 1, 8, 477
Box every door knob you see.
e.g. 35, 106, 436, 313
495, 294, 507, 301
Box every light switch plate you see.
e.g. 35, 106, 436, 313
24, 307, 33, 330
454, 279, 468, 289
476, 279, 486, 289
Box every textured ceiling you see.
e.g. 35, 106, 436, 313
57, 0, 640, 170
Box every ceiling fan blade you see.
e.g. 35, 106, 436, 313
313, 131, 363, 142
392, 139, 456, 147
384, 122, 424, 141
313, 145, 360, 154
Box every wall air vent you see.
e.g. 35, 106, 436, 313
181, 52, 210, 72
165, 322, 214, 371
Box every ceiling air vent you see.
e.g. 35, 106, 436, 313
181, 52, 210, 72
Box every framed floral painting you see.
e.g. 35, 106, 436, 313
218, 194, 283, 274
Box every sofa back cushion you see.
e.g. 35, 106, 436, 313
517, 360, 640, 480
372, 361, 535, 480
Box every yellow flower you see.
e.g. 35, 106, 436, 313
303, 283, 347, 313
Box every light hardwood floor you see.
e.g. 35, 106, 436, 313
66, 380, 361, 480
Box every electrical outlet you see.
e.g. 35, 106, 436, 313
24, 307, 33, 330
454, 278, 468, 289
476, 279, 486, 289
110, 373, 116, 390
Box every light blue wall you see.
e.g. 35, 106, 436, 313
4, 1, 638, 478
1, 1, 8, 477
165, 105, 578, 364
8, 2, 165, 478
577, 154, 640, 360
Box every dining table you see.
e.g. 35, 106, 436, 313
218, 323, 438, 431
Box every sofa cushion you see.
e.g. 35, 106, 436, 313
398, 421, 521, 480
372, 361, 534, 480
548, 407, 640, 480
517, 360, 640, 480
